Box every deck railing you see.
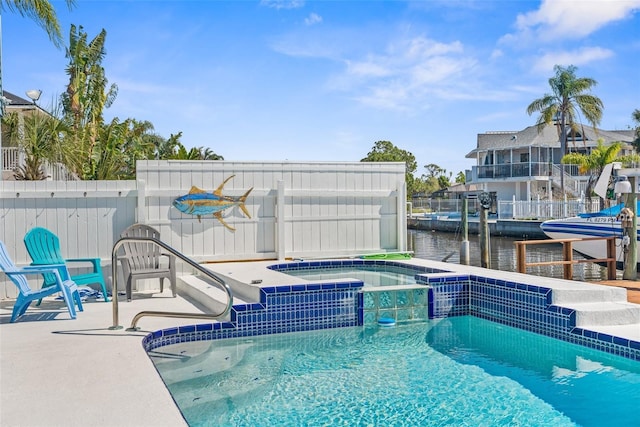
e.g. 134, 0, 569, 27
514, 237, 617, 280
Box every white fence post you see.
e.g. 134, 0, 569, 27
397, 180, 406, 251
137, 179, 146, 223
277, 180, 286, 261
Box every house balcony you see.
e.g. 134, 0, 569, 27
470, 162, 585, 181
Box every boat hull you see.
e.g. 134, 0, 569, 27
540, 216, 630, 266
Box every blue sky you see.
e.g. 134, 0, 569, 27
3, 0, 640, 176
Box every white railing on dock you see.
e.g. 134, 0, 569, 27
498, 196, 601, 220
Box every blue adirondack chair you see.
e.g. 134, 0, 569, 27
23, 227, 109, 302
0, 241, 83, 323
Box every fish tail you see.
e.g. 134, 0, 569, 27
239, 187, 253, 218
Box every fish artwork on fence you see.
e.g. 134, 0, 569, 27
172, 175, 253, 231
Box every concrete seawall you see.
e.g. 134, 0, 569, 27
407, 217, 546, 239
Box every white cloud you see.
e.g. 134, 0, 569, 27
532, 46, 615, 73
260, 0, 304, 10
512, 0, 640, 42
335, 36, 479, 109
304, 13, 322, 26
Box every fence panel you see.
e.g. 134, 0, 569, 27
1, 161, 406, 299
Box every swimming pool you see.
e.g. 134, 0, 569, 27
150, 316, 640, 426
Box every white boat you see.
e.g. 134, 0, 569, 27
540, 162, 640, 267
540, 204, 629, 265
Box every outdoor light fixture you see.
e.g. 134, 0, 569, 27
614, 176, 633, 194
25, 89, 42, 103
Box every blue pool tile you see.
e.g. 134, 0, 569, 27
178, 325, 196, 333
163, 327, 178, 336
613, 336, 629, 347
597, 333, 614, 343
195, 323, 213, 331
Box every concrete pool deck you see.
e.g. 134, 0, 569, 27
0, 289, 193, 427
1, 259, 639, 426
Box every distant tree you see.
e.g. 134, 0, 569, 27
414, 174, 439, 196
172, 143, 224, 160
437, 171, 452, 190
424, 163, 444, 178
455, 171, 466, 184
632, 109, 640, 152
526, 65, 604, 192
422, 163, 454, 192
361, 140, 417, 198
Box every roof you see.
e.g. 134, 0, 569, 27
465, 123, 634, 158
3, 90, 34, 107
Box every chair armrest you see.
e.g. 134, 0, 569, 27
7, 267, 65, 283
24, 263, 66, 270
27, 263, 72, 280
160, 252, 176, 269
65, 257, 102, 268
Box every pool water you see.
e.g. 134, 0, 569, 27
150, 317, 640, 426
279, 264, 419, 287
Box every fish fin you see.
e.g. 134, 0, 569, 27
189, 186, 207, 194
239, 187, 253, 219
215, 211, 236, 232
213, 175, 236, 197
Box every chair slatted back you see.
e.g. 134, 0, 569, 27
24, 227, 65, 286
0, 241, 32, 295
120, 224, 163, 271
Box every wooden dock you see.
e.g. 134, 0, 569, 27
594, 280, 640, 304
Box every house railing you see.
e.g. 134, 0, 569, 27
2, 147, 22, 171
497, 196, 601, 220
473, 162, 587, 180
1, 147, 78, 181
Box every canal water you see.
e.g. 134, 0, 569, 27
408, 229, 616, 281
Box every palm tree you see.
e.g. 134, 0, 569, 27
562, 140, 640, 208
61, 25, 118, 179
526, 65, 604, 193
172, 143, 224, 160
0, 0, 75, 176
2, 111, 67, 180
1, 0, 75, 48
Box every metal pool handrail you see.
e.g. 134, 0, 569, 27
109, 236, 233, 330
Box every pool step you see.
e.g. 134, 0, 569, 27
566, 301, 640, 327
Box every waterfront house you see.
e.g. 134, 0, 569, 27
465, 123, 634, 202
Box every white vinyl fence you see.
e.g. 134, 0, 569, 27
0, 161, 407, 299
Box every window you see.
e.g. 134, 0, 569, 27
520, 153, 529, 163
